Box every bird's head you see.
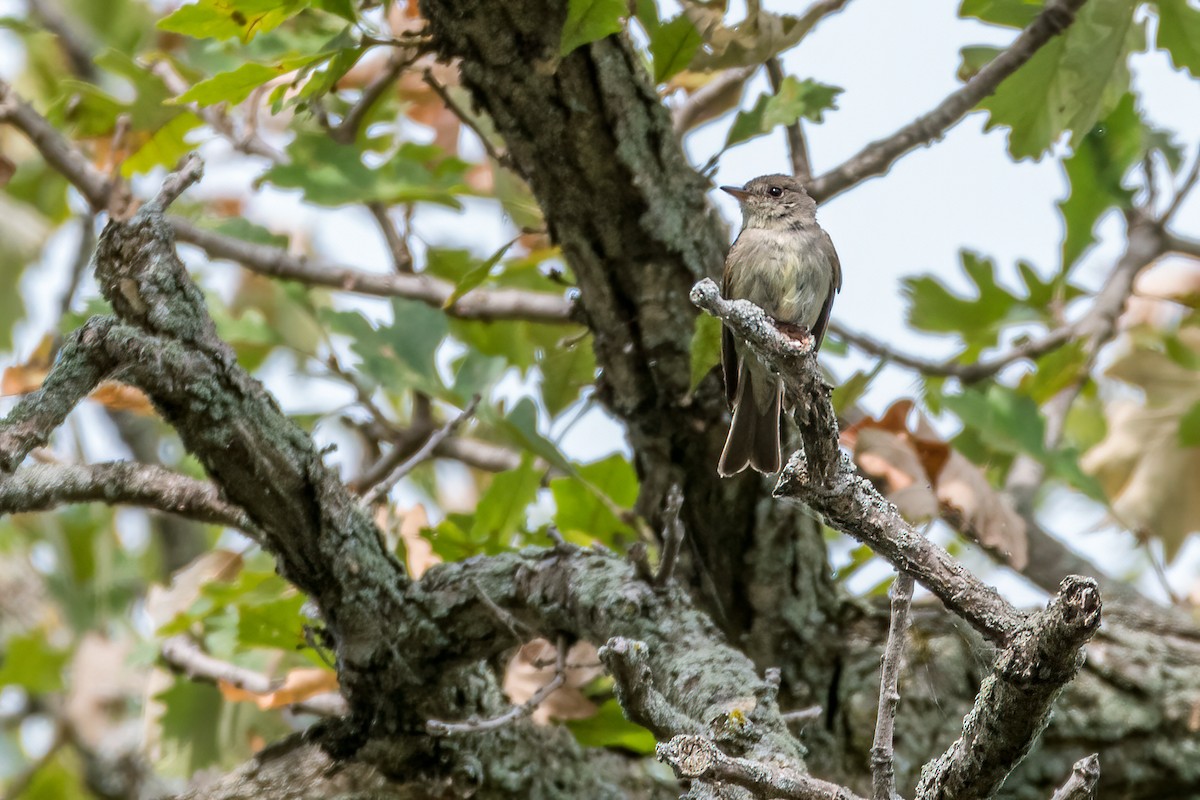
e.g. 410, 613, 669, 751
721, 174, 817, 231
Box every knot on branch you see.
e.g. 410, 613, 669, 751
657, 734, 718, 778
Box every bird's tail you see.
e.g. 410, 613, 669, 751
718, 363, 782, 477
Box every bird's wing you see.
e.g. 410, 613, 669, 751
721, 240, 741, 406
811, 229, 842, 351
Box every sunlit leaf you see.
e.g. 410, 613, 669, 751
561, 0, 625, 55
725, 77, 841, 149
158, 0, 308, 43
567, 698, 657, 753
649, 14, 701, 83
1154, 0, 1200, 77
958, 0, 1043, 28
0, 630, 68, 693
551, 453, 639, 546
965, 0, 1141, 160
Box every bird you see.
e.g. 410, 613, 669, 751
717, 174, 842, 477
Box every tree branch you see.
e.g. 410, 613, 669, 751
170, 218, 573, 322
1049, 754, 1100, 800
871, 570, 913, 800
691, 278, 1023, 645
655, 734, 868, 800
809, 0, 1089, 202
916, 576, 1101, 800
766, 58, 812, 183
161, 636, 348, 717
0, 462, 258, 536
830, 320, 1076, 382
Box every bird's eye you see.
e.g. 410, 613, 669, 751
768, 186, 783, 197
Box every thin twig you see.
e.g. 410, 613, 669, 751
766, 58, 812, 184
656, 734, 869, 800
146, 153, 204, 212
366, 201, 414, 272
330, 50, 414, 144
781, 705, 824, 725
870, 570, 914, 800
654, 484, 685, 587
1160, 144, 1200, 225
809, 0, 1089, 201
1049, 754, 1100, 800
359, 396, 480, 506
161, 636, 348, 717
830, 319, 1076, 382
427, 636, 567, 735
423, 68, 511, 168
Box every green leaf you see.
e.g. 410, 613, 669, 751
444, 240, 516, 309
1058, 92, 1142, 268
264, 134, 468, 207
237, 594, 307, 650
323, 298, 449, 395
689, 313, 722, 392
551, 454, 639, 546
1018, 341, 1087, 404
491, 397, 572, 471
1178, 400, 1200, 446
0, 630, 68, 693
20, 750, 90, 800
943, 385, 1047, 457
832, 360, 885, 414
561, 0, 625, 55
649, 14, 701, 83
471, 458, 541, 547
157, 0, 308, 43
567, 698, 657, 753
176, 58, 318, 106
967, 0, 1141, 160
1154, 0, 1200, 77
724, 77, 841, 149
959, 0, 1043, 28
311, 0, 356, 21
902, 251, 1023, 357
121, 112, 204, 178
634, 0, 661, 33
156, 679, 223, 773
540, 334, 597, 416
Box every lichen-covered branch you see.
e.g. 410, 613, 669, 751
915, 576, 1101, 800
691, 277, 1022, 644
1049, 754, 1099, 800
0, 462, 257, 535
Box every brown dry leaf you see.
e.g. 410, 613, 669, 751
398, 504, 440, 578
66, 633, 143, 750
1124, 259, 1200, 327
843, 400, 1028, 568
502, 639, 602, 724
2, 333, 155, 414
1081, 329, 1200, 561
220, 667, 340, 710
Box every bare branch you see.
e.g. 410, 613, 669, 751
27, 0, 96, 80
916, 576, 1101, 800
170, 218, 573, 322
809, 0, 1089, 202
0, 461, 258, 536
766, 58, 812, 183
427, 637, 567, 735
672, 66, 756, 135
871, 570, 914, 800
0, 80, 112, 210
691, 277, 1023, 644
656, 734, 868, 800
367, 201, 414, 273
146, 153, 204, 212
331, 50, 412, 145
423, 68, 511, 168
654, 484, 685, 587
830, 320, 1076, 382
1049, 754, 1100, 800
1160, 145, 1200, 225
359, 396, 480, 506
161, 636, 348, 717
597, 637, 707, 739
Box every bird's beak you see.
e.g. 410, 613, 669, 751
720, 185, 750, 201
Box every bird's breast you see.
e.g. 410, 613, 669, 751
726, 228, 833, 327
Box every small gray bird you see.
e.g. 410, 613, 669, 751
718, 174, 842, 477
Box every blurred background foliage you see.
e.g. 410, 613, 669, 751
0, 0, 1198, 795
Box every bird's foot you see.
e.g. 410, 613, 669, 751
773, 320, 812, 343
